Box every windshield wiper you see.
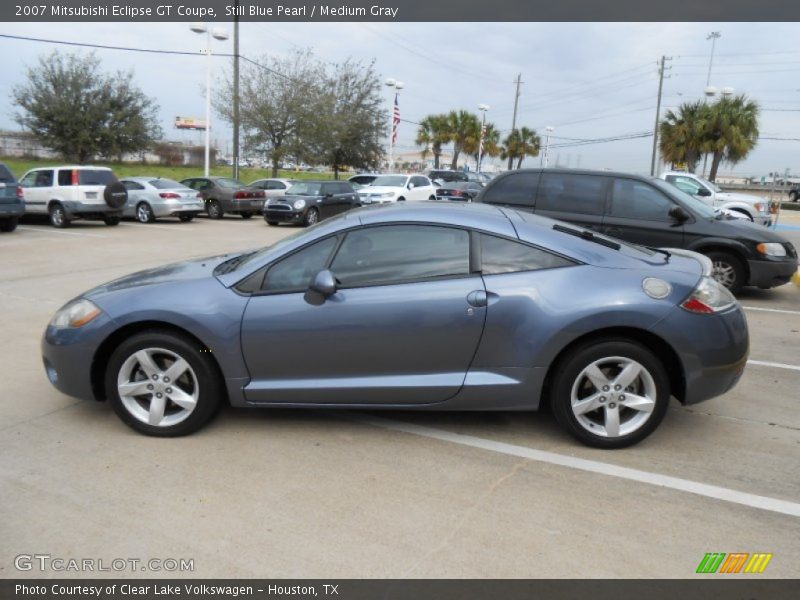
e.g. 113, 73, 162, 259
214, 251, 257, 275
553, 224, 620, 250
645, 246, 671, 260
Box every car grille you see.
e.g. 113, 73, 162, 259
267, 204, 291, 211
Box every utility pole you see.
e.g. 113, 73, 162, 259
508, 73, 522, 170
232, 1, 240, 180
650, 56, 671, 176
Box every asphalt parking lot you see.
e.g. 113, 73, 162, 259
1, 213, 799, 579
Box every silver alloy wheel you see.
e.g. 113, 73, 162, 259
711, 260, 736, 289
117, 347, 199, 427
50, 207, 64, 227
306, 208, 318, 225
208, 201, 221, 218
570, 356, 657, 438
136, 203, 153, 223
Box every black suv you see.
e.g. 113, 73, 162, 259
263, 180, 360, 227
476, 168, 798, 294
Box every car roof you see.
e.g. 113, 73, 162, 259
491, 167, 658, 183
28, 165, 112, 171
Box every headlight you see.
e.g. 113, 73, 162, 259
757, 242, 787, 257
293, 199, 306, 210
49, 298, 102, 329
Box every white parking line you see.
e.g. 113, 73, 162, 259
747, 359, 800, 373
17, 226, 107, 239
743, 305, 800, 316
358, 415, 800, 518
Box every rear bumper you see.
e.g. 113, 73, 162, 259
62, 201, 121, 219
747, 257, 798, 288
0, 202, 24, 217
231, 200, 265, 214
153, 203, 204, 218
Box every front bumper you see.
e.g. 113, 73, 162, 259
264, 208, 305, 223
649, 304, 749, 405
747, 256, 799, 288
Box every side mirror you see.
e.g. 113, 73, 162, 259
697, 187, 712, 197
408, 183, 415, 189
304, 269, 337, 305
669, 205, 690, 222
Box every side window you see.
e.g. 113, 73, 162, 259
19, 172, 37, 187
609, 179, 675, 221
669, 176, 704, 196
537, 174, 607, 215
182, 180, 196, 190
57, 170, 73, 186
411, 176, 428, 187
481, 173, 539, 207
34, 170, 53, 187
263, 236, 339, 293
331, 225, 470, 288
122, 181, 144, 191
481, 234, 574, 275
336, 182, 352, 194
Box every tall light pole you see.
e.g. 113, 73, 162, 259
701, 31, 721, 177
477, 103, 490, 173
385, 78, 403, 172
190, 22, 229, 177
541, 126, 555, 168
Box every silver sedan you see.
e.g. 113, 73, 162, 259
248, 178, 294, 200
121, 178, 205, 223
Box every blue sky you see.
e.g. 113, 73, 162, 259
0, 21, 797, 176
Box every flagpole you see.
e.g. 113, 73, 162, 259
477, 104, 490, 172
385, 79, 403, 171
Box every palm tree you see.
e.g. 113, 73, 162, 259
704, 95, 760, 182
658, 101, 709, 173
445, 110, 481, 170
416, 114, 450, 169
471, 123, 501, 170
501, 127, 540, 169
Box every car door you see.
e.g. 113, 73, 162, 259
318, 182, 343, 218
240, 224, 486, 405
19, 171, 45, 213
600, 178, 684, 247
535, 172, 609, 231
336, 182, 359, 212
409, 176, 431, 200
121, 180, 146, 215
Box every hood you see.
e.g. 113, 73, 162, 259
359, 186, 402, 195
84, 253, 236, 297
274, 193, 320, 202
717, 217, 789, 242
716, 191, 766, 205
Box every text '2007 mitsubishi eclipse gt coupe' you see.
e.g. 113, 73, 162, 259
41, 203, 748, 448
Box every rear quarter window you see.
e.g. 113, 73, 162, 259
78, 170, 116, 186
537, 173, 607, 216
480, 172, 539, 208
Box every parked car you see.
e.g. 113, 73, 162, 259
264, 180, 360, 227
788, 185, 799, 202
660, 171, 772, 226
18, 166, 127, 228
348, 173, 380, 188
179, 177, 266, 219
0, 162, 23, 232
41, 202, 748, 448
248, 178, 294, 199
427, 169, 469, 186
120, 178, 205, 223
475, 168, 798, 294
357, 174, 437, 204
435, 181, 484, 202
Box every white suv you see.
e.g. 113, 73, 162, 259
18, 166, 128, 228
356, 174, 437, 204
660, 171, 772, 226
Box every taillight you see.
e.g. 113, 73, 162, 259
451, 189, 465, 196
256, 191, 265, 198
159, 192, 181, 199
71, 170, 79, 186
16, 186, 23, 199
681, 276, 736, 314
234, 191, 246, 199
196, 193, 202, 198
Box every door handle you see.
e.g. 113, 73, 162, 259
466, 290, 488, 307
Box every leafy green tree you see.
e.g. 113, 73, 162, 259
12, 51, 161, 163
703, 95, 760, 182
501, 127, 540, 169
471, 122, 501, 169
658, 101, 708, 173
445, 110, 481, 170
416, 114, 451, 169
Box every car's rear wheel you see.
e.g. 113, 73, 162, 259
266, 220, 278, 226
178, 214, 195, 222
706, 250, 745, 294
49, 203, 70, 228
0, 216, 18, 232
303, 207, 319, 227
240, 212, 253, 219
103, 215, 121, 226
105, 331, 223, 436
207, 200, 223, 219
136, 202, 155, 223
551, 340, 670, 448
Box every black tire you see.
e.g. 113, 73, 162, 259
207, 200, 223, 219
397, 197, 406, 202
0, 216, 18, 232
103, 215, 121, 226
135, 202, 155, 223
104, 330, 224, 437
705, 250, 746, 295
550, 339, 671, 449
791, 192, 798, 202
240, 212, 253, 219
266, 220, 279, 226
428, 195, 436, 200
303, 207, 319, 227
178, 214, 195, 222
49, 203, 70, 228
103, 181, 128, 209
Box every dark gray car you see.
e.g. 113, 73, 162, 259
180, 177, 266, 219
264, 180, 360, 227
41, 202, 748, 448
0, 162, 23, 232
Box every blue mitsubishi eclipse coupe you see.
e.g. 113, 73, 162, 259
41, 202, 748, 448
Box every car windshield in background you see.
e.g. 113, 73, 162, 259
216, 178, 244, 189
287, 182, 322, 196
230, 226, 319, 272
371, 176, 407, 187
149, 178, 185, 189
652, 179, 717, 219
78, 170, 116, 185
430, 171, 467, 182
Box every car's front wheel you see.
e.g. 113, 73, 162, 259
551, 340, 670, 448
105, 331, 223, 436
706, 250, 745, 295
303, 207, 319, 227
136, 202, 155, 223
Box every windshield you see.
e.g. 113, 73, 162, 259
693, 174, 722, 193
228, 227, 321, 273
653, 179, 717, 219
371, 176, 408, 187
216, 178, 244, 189
149, 178, 185, 189
286, 182, 322, 196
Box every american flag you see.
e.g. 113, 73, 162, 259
478, 123, 487, 158
391, 93, 400, 147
